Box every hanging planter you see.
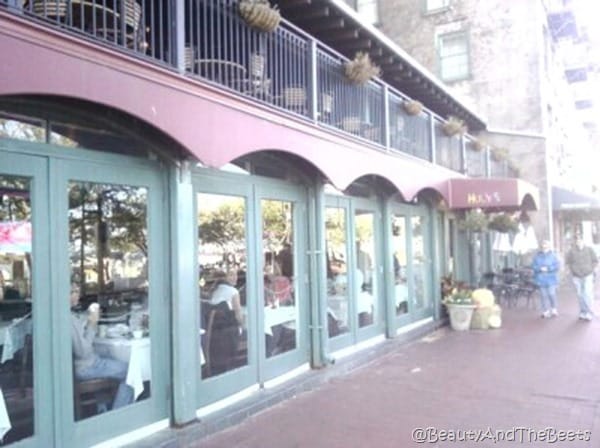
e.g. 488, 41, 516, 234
403, 100, 423, 116
488, 213, 519, 233
458, 209, 489, 233
238, 0, 281, 33
472, 138, 487, 152
491, 146, 509, 162
344, 52, 381, 85
442, 116, 467, 137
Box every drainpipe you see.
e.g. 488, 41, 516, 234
308, 182, 332, 367
170, 161, 199, 425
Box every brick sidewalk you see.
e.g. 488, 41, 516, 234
193, 283, 600, 448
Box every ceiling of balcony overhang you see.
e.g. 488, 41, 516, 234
278, 0, 486, 132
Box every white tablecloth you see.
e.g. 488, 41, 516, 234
241, 306, 297, 336
94, 337, 150, 399
1, 317, 32, 364
263, 306, 296, 336
0, 389, 10, 441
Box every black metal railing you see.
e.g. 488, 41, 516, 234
3, 0, 507, 180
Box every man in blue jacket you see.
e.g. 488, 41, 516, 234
531, 240, 560, 318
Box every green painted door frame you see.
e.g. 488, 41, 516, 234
0, 139, 170, 448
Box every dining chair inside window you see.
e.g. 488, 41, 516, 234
73, 369, 120, 420
202, 303, 240, 377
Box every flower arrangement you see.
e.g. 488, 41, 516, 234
443, 285, 474, 306
442, 116, 467, 137
238, 0, 281, 33
488, 213, 519, 233
403, 100, 423, 116
344, 52, 381, 84
458, 209, 489, 233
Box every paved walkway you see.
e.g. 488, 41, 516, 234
197, 283, 600, 447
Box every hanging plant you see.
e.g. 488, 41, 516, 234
344, 52, 381, 85
488, 213, 519, 233
491, 146, 509, 162
238, 0, 281, 33
472, 138, 487, 152
458, 209, 489, 233
403, 100, 423, 116
442, 116, 467, 137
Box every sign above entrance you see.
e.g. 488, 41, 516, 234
446, 178, 539, 211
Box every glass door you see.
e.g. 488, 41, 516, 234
55, 155, 169, 447
0, 150, 52, 447
195, 175, 258, 406
195, 174, 309, 402
389, 203, 434, 324
353, 198, 384, 341
257, 183, 309, 381
326, 195, 384, 352
325, 197, 353, 349
409, 207, 434, 321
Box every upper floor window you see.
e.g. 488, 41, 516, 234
425, 0, 450, 13
356, 0, 379, 25
437, 31, 470, 82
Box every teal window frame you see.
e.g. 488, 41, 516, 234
436, 30, 471, 82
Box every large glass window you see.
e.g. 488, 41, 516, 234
0, 175, 34, 444
355, 210, 376, 327
261, 199, 296, 358
391, 215, 409, 316
69, 182, 150, 421
438, 31, 470, 82
326, 207, 349, 337
197, 193, 248, 378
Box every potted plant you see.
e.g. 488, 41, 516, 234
403, 99, 423, 116
238, 0, 281, 33
458, 209, 489, 233
488, 213, 518, 233
344, 52, 381, 85
443, 282, 476, 331
442, 116, 467, 137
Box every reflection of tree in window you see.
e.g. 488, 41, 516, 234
69, 183, 148, 296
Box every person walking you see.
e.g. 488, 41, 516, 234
565, 235, 598, 321
531, 240, 560, 318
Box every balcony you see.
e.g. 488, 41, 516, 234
0, 0, 502, 178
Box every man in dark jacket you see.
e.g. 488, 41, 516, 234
565, 235, 598, 321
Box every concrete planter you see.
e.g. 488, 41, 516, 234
446, 304, 476, 331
